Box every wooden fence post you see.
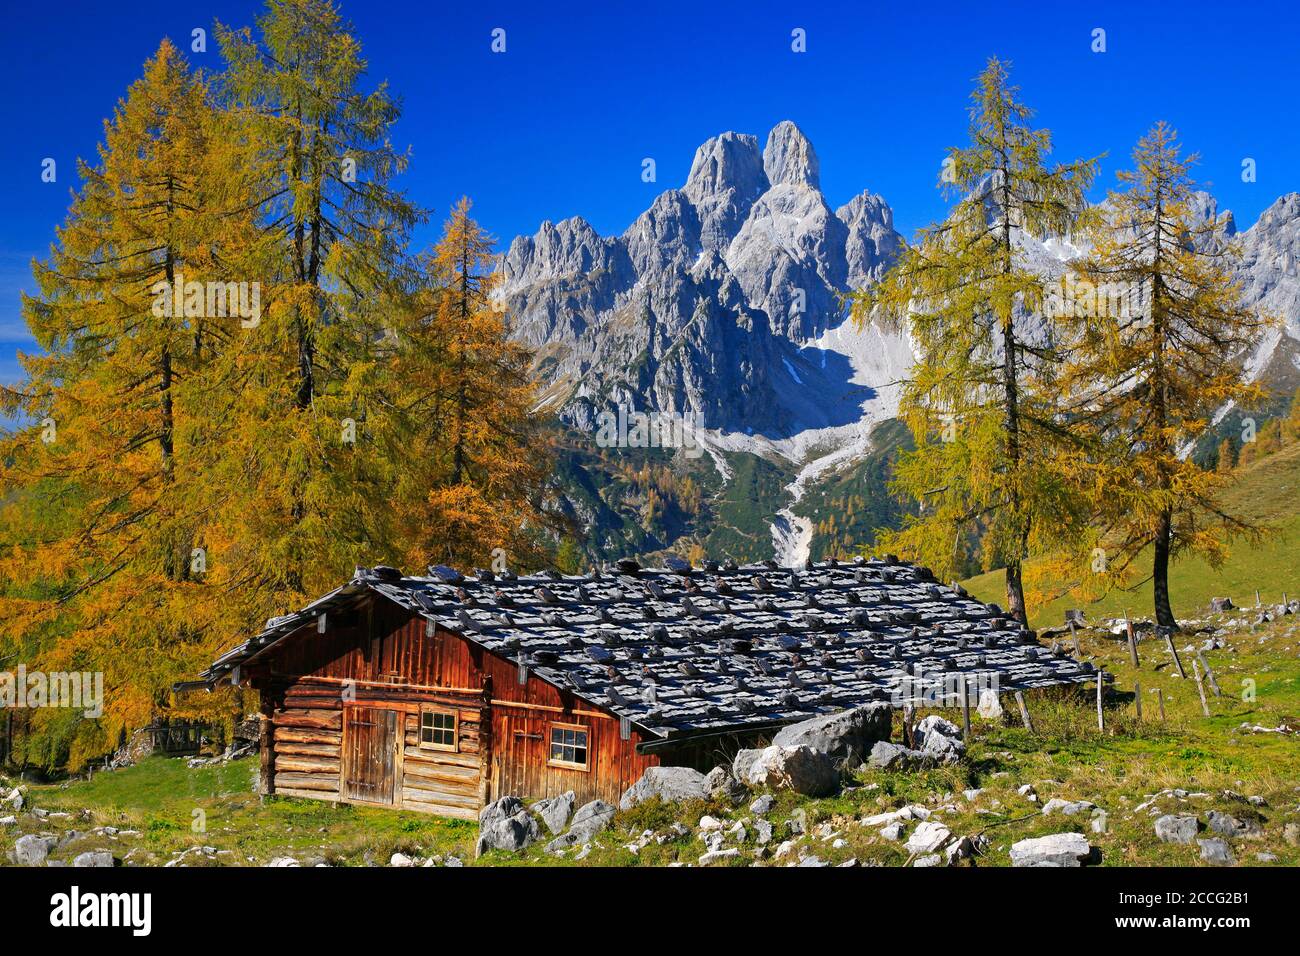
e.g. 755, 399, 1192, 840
1196, 651, 1222, 697
960, 679, 972, 743
1125, 612, 1140, 668
258, 695, 275, 798
1134, 681, 1142, 720
1014, 690, 1035, 733
1096, 668, 1106, 733
1192, 659, 1211, 717
1157, 687, 1166, 721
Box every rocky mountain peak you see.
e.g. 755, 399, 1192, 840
683, 131, 766, 202
499, 121, 908, 437
683, 131, 768, 252
763, 120, 820, 189
1252, 192, 1300, 233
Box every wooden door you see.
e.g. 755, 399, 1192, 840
343, 706, 398, 805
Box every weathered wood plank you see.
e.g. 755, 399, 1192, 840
399, 800, 478, 820
273, 754, 340, 774
274, 771, 340, 792
273, 726, 342, 745
273, 740, 340, 758
402, 747, 480, 768
401, 789, 480, 811
274, 708, 342, 731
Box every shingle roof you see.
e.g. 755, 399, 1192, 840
196, 557, 1097, 741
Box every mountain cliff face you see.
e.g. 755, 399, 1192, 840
500, 121, 908, 441
1236, 193, 1300, 390
502, 122, 1300, 566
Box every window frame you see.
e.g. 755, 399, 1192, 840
418, 707, 459, 753
546, 721, 591, 771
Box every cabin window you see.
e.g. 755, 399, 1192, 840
419, 709, 458, 751
548, 723, 590, 770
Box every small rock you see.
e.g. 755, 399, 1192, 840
866, 740, 938, 770
913, 854, 942, 867
389, 852, 415, 867
546, 799, 615, 852
977, 689, 1004, 719
1207, 810, 1262, 840
265, 856, 301, 867
1042, 798, 1096, 817
1197, 838, 1235, 866
11, 834, 56, 867
477, 795, 541, 855
879, 822, 905, 841
619, 767, 709, 810
749, 794, 775, 816
1010, 832, 1094, 867
732, 748, 766, 783
744, 745, 838, 796
1284, 822, 1300, 846
71, 850, 115, 868
531, 791, 575, 835
712, 776, 749, 804
1154, 814, 1201, 845
905, 820, 952, 855
699, 848, 740, 865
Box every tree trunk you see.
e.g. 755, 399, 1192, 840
997, 159, 1028, 626
1005, 559, 1027, 624
1152, 508, 1177, 629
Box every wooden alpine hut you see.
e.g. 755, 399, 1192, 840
181, 557, 1092, 819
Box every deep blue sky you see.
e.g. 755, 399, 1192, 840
3, 0, 1298, 386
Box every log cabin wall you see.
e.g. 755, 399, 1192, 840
246, 594, 666, 816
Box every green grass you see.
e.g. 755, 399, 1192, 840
2, 756, 476, 867
964, 441, 1300, 629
